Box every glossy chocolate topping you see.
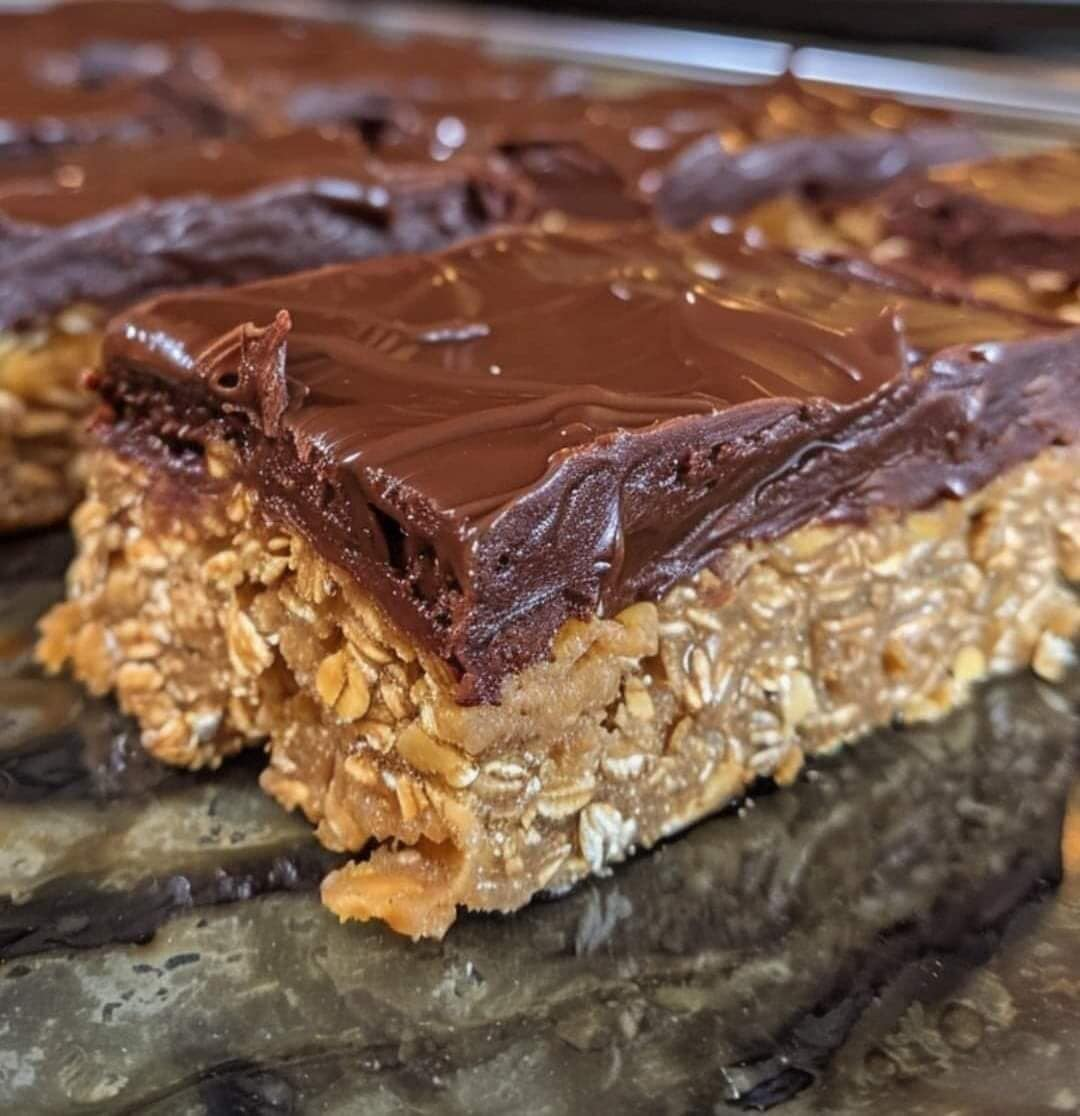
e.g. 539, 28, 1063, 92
99, 225, 1080, 702
872, 147, 1080, 281
4, 1, 581, 98
221, 27, 585, 130
0, 128, 533, 330
360, 77, 987, 223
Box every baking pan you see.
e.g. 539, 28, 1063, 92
2, 6, 1080, 1112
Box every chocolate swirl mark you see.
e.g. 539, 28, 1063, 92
279, 266, 913, 500
195, 309, 296, 437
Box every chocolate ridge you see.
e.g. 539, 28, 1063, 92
97, 226, 1080, 703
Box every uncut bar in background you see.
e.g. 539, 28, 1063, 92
0, 2, 264, 162
331, 76, 988, 225
38, 224, 1080, 937
0, 128, 531, 530
737, 146, 1080, 318
0, 2, 986, 218
0, 0, 583, 163
0, 1, 990, 532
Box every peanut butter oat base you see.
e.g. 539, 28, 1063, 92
38, 443, 1080, 937
0, 308, 103, 532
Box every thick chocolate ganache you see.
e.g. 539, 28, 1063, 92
98, 225, 1080, 702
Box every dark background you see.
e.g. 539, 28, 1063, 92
492, 0, 1080, 51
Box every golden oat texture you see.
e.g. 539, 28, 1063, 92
738, 193, 1080, 322
37, 443, 1080, 938
0, 307, 104, 531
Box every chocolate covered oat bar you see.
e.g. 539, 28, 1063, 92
737, 146, 1080, 316
39, 224, 1080, 937
0, 128, 530, 529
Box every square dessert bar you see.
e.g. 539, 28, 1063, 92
0, 128, 531, 530
39, 224, 1080, 938
737, 146, 1080, 317
356, 77, 987, 225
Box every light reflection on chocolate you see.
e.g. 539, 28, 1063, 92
343, 77, 987, 225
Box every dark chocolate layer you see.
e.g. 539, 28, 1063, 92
871, 147, 1080, 282
0, 128, 532, 330
99, 226, 1080, 702
359, 77, 987, 223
